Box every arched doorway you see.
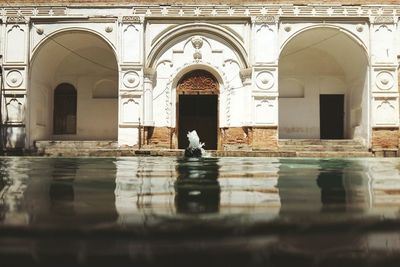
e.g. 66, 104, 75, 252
177, 70, 219, 150
29, 30, 118, 145
53, 83, 77, 134
278, 27, 369, 141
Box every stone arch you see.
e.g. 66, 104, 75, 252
31, 27, 118, 63
278, 26, 369, 143
280, 24, 368, 60
146, 23, 249, 69
28, 29, 119, 146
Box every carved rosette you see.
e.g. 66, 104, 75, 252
177, 70, 219, 94
256, 71, 274, 90
6, 70, 23, 88
376, 71, 394, 90
123, 71, 140, 89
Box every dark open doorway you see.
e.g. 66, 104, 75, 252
178, 95, 218, 150
320, 94, 344, 139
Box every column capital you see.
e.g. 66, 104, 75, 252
239, 68, 252, 85
144, 68, 156, 79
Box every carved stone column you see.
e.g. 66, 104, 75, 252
240, 68, 252, 125
143, 68, 155, 126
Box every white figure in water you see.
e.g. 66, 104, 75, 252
185, 130, 206, 157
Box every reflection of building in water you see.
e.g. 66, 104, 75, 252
0, 158, 119, 226
115, 157, 281, 223
367, 158, 400, 217
0, 158, 29, 225
277, 159, 371, 215
115, 157, 177, 224
175, 158, 221, 214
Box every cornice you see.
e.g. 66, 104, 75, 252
0, 5, 400, 21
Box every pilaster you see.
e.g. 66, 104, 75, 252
2, 16, 29, 149
117, 15, 145, 146
370, 16, 399, 151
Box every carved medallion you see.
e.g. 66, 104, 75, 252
177, 70, 219, 94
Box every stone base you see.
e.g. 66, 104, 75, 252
145, 127, 171, 148
144, 126, 279, 151
221, 127, 250, 150
372, 127, 399, 156
250, 127, 278, 150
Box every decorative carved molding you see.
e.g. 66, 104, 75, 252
2, 5, 400, 19
177, 70, 219, 94
144, 68, 156, 79
122, 16, 141, 23
255, 16, 276, 23
6, 16, 26, 24
191, 36, 204, 62
372, 16, 395, 24
239, 68, 252, 85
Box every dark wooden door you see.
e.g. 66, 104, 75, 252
320, 94, 344, 139
178, 95, 218, 150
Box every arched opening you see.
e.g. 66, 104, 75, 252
278, 27, 369, 142
53, 83, 77, 134
177, 70, 219, 150
29, 30, 118, 145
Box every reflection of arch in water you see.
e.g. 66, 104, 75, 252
277, 158, 371, 215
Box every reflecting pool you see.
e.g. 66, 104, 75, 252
1, 157, 400, 266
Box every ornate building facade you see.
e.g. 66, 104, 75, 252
0, 2, 400, 152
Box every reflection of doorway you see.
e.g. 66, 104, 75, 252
317, 172, 346, 212
320, 94, 344, 139
178, 95, 218, 149
177, 70, 219, 149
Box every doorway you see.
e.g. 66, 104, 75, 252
320, 94, 344, 139
178, 95, 218, 149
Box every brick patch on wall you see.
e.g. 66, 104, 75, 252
221, 127, 250, 150
372, 127, 399, 149
251, 127, 278, 150
145, 127, 171, 148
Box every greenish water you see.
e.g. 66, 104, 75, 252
1, 157, 400, 266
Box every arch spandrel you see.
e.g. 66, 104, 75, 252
146, 23, 250, 69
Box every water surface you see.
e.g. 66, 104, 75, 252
1, 157, 400, 266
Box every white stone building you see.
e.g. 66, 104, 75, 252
0, 3, 400, 153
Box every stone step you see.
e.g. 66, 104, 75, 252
278, 139, 364, 146
35, 140, 118, 149
295, 151, 373, 158
278, 145, 367, 152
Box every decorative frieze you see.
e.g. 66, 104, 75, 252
2, 5, 400, 19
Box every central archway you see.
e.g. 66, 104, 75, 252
177, 70, 219, 150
